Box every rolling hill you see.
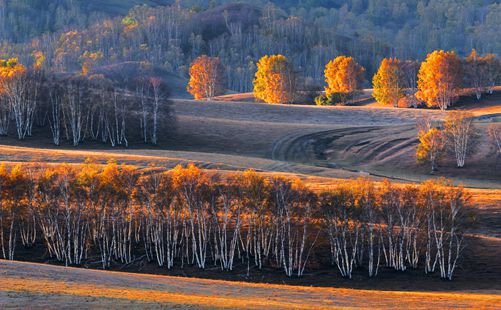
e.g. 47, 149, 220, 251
1, 260, 500, 309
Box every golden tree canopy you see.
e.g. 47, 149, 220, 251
0, 58, 27, 93
253, 55, 296, 104
32, 51, 46, 70
372, 58, 405, 106
187, 55, 226, 100
416, 127, 445, 171
324, 56, 365, 95
0, 58, 26, 79
416, 50, 462, 110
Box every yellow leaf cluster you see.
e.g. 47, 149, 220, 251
32, 51, 46, 70
80, 51, 103, 76
372, 58, 404, 106
416, 50, 462, 110
416, 128, 445, 165
0, 58, 27, 93
324, 56, 365, 95
253, 55, 295, 104
187, 55, 226, 100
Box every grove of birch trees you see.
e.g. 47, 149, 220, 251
0, 162, 470, 280
0, 60, 173, 147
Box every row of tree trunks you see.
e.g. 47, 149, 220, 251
0, 163, 469, 280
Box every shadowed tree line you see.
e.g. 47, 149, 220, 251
0, 58, 174, 146
0, 162, 471, 280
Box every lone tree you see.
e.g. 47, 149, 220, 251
324, 56, 365, 102
487, 124, 501, 157
444, 112, 476, 168
416, 127, 446, 173
187, 55, 226, 100
253, 55, 296, 104
373, 58, 405, 106
463, 49, 488, 100
416, 50, 462, 110
482, 53, 501, 95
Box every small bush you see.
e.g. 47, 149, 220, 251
315, 92, 349, 106
315, 94, 329, 106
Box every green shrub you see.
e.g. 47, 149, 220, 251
315, 93, 348, 106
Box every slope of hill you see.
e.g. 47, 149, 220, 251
0, 0, 174, 42
1, 260, 500, 309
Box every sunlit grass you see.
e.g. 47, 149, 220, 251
1, 262, 500, 309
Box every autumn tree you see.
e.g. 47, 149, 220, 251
444, 112, 476, 168
0, 58, 40, 140
150, 77, 167, 145
324, 56, 365, 103
416, 128, 446, 172
63, 76, 90, 146
416, 50, 462, 110
463, 49, 488, 100
0, 164, 28, 260
253, 55, 296, 104
482, 54, 501, 95
0, 59, 21, 135
187, 55, 226, 100
80, 51, 103, 76
487, 124, 501, 157
32, 51, 46, 71
373, 58, 405, 106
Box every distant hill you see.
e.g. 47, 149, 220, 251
0, 0, 172, 43
194, 3, 262, 40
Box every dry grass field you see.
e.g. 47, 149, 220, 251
1, 260, 500, 309
1, 93, 500, 308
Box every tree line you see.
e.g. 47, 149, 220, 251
0, 162, 470, 280
4, 1, 501, 97
186, 49, 501, 109
0, 57, 173, 146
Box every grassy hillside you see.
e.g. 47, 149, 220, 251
1, 260, 501, 309
0, 0, 172, 42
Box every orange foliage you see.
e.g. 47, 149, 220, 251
171, 163, 208, 191
372, 58, 404, 106
416, 128, 445, 172
416, 50, 462, 110
0, 58, 26, 93
187, 55, 226, 100
80, 51, 103, 76
32, 51, 46, 70
253, 55, 296, 104
324, 56, 365, 95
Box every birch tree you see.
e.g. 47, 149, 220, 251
444, 112, 476, 168
488, 124, 501, 157
416, 50, 462, 110
416, 128, 446, 172
63, 77, 89, 146
322, 187, 359, 279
